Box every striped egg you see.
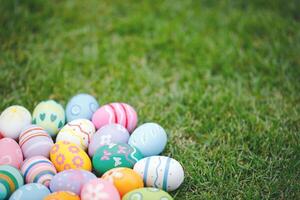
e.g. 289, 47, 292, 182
21, 156, 57, 187
56, 119, 95, 150
0, 165, 24, 200
133, 156, 184, 191
92, 103, 137, 133
19, 125, 54, 159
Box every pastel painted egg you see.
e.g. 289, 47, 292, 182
0, 165, 24, 200
32, 100, 65, 137
102, 167, 143, 197
81, 178, 120, 200
88, 123, 130, 157
92, 143, 143, 175
50, 141, 92, 172
66, 94, 99, 122
0, 138, 23, 168
19, 125, 54, 159
92, 103, 137, 133
133, 156, 184, 191
44, 191, 80, 200
0, 105, 31, 140
21, 156, 57, 187
128, 123, 167, 157
123, 187, 173, 200
9, 183, 50, 200
56, 119, 95, 150
50, 169, 97, 195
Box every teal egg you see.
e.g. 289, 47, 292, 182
32, 100, 65, 137
122, 187, 173, 200
9, 183, 50, 200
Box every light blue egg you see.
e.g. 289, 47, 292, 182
9, 183, 50, 200
128, 122, 167, 157
66, 94, 99, 122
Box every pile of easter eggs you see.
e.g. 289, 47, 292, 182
0, 94, 184, 200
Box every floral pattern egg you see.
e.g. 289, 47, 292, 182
32, 100, 65, 137
56, 119, 95, 150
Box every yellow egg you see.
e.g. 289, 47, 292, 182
44, 191, 80, 200
50, 141, 91, 172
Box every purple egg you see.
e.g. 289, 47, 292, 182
49, 169, 97, 195
88, 123, 130, 157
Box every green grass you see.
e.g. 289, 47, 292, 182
1, 0, 300, 199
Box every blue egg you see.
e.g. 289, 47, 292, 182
128, 122, 167, 157
9, 183, 50, 200
66, 94, 99, 122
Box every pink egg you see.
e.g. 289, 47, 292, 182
0, 138, 23, 168
92, 103, 137, 133
81, 178, 120, 200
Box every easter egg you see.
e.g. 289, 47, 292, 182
66, 94, 99, 122
133, 156, 184, 191
81, 178, 120, 200
0, 105, 31, 140
0, 165, 24, 200
92, 143, 143, 175
0, 138, 23, 169
88, 123, 130, 157
19, 125, 54, 159
44, 191, 80, 200
32, 100, 65, 137
128, 123, 167, 157
102, 167, 143, 197
21, 156, 57, 187
123, 187, 173, 200
56, 119, 95, 150
9, 183, 50, 200
50, 141, 92, 172
92, 103, 137, 133
50, 169, 97, 195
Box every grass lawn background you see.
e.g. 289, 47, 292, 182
0, 0, 299, 199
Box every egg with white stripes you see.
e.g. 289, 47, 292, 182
133, 156, 184, 191
56, 119, 96, 150
21, 156, 57, 187
19, 125, 54, 159
92, 103, 137, 133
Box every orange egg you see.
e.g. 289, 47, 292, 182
44, 191, 80, 200
102, 167, 144, 197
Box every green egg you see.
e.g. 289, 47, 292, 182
122, 187, 173, 200
92, 143, 143, 175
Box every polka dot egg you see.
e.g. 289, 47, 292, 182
0, 165, 24, 200
56, 119, 95, 150
32, 100, 65, 137
9, 183, 50, 200
21, 156, 57, 187
50, 141, 92, 172
19, 125, 54, 159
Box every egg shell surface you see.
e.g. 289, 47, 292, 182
102, 167, 144, 197
50, 169, 97, 195
128, 123, 167, 157
81, 178, 120, 200
0, 138, 23, 169
50, 141, 92, 172
0, 105, 32, 140
21, 156, 57, 187
56, 119, 95, 150
122, 187, 173, 200
92, 103, 137, 133
32, 100, 65, 137
133, 156, 184, 191
0, 165, 24, 200
92, 143, 143, 175
88, 123, 130, 157
66, 94, 99, 122
19, 125, 54, 159
44, 191, 80, 200
9, 183, 50, 200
